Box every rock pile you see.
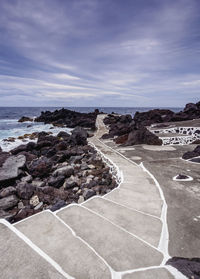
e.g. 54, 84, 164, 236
182, 145, 200, 163
102, 114, 162, 146
34, 108, 100, 130
0, 127, 117, 223
102, 101, 200, 146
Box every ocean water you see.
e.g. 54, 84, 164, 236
0, 107, 181, 151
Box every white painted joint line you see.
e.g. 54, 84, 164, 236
140, 162, 170, 263
52, 210, 118, 279
0, 219, 74, 279
165, 265, 188, 279
81, 204, 162, 254
102, 196, 161, 220
119, 265, 164, 277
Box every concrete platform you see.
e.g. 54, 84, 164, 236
144, 158, 200, 257
57, 205, 163, 271
0, 222, 65, 279
106, 188, 163, 217
84, 197, 162, 247
15, 211, 111, 279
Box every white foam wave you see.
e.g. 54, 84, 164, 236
0, 124, 72, 152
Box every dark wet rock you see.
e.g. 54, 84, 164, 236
182, 145, 200, 160
11, 144, 27, 155
57, 131, 70, 139
0, 186, 16, 198
36, 140, 52, 150
19, 151, 37, 163
50, 200, 66, 211
13, 207, 39, 223
167, 257, 200, 279
31, 180, 46, 188
0, 155, 26, 187
37, 131, 49, 141
27, 157, 53, 178
176, 174, 190, 180
53, 166, 74, 177
0, 195, 19, 210
114, 134, 129, 144
125, 127, 162, 146
16, 182, 34, 199
63, 176, 79, 189
0, 209, 16, 220
83, 189, 96, 200
0, 151, 10, 167
71, 126, 87, 146
48, 175, 65, 188
55, 141, 69, 151
18, 116, 33, 122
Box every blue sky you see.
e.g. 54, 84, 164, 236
0, 0, 200, 107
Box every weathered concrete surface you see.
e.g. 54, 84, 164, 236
57, 205, 163, 271
102, 113, 200, 258
122, 268, 174, 279
106, 188, 163, 217
15, 211, 111, 279
144, 158, 200, 258
0, 222, 65, 279
84, 197, 162, 247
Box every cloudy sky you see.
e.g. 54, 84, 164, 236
0, 0, 200, 107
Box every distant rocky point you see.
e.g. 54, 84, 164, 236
102, 101, 200, 146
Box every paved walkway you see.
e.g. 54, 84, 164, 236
0, 115, 187, 279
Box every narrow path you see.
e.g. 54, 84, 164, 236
0, 114, 188, 279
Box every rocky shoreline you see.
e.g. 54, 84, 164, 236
0, 119, 117, 223
102, 101, 200, 146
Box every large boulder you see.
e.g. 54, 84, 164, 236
0, 186, 16, 198
71, 127, 87, 145
0, 151, 10, 167
18, 116, 33, 122
182, 145, 200, 160
53, 166, 74, 177
0, 155, 26, 187
27, 157, 52, 178
0, 195, 19, 210
48, 175, 65, 188
125, 127, 162, 146
16, 182, 34, 199
11, 144, 27, 155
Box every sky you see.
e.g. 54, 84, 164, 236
0, 0, 200, 107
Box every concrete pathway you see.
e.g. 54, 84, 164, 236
0, 115, 187, 279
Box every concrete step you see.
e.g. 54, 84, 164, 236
15, 211, 111, 279
83, 197, 162, 247
122, 268, 174, 279
105, 188, 163, 217
57, 205, 163, 272
0, 220, 66, 279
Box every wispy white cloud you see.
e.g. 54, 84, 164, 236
0, 0, 200, 106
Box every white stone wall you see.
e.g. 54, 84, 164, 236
150, 127, 200, 145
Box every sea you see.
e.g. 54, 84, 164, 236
0, 107, 181, 151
